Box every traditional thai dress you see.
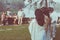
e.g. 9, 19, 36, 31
28, 19, 47, 40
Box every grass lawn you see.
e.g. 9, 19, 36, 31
0, 24, 60, 40
0, 24, 31, 40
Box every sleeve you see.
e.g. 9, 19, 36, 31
28, 20, 34, 34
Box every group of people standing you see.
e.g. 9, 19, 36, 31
28, 7, 57, 40
0, 8, 25, 25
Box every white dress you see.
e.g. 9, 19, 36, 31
50, 11, 57, 38
28, 19, 46, 40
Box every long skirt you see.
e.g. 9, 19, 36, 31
28, 23, 47, 40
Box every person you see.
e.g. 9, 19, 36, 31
13, 13, 18, 24
57, 17, 60, 24
50, 9, 58, 40
1, 12, 7, 25
28, 8, 50, 40
7, 10, 12, 16
42, 7, 52, 40
17, 8, 24, 25
24, 0, 31, 7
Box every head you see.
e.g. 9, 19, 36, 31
35, 9, 44, 26
41, 7, 52, 25
19, 7, 22, 11
40, 7, 51, 18
35, 7, 52, 26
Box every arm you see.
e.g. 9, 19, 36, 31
28, 19, 34, 34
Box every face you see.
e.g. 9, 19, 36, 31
44, 15, 51, 24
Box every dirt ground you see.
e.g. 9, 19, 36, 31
54, 27, 60, 40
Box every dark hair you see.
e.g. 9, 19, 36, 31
35, 9, 44, 26
40, 7, 51, 25
40, 7, 50, 17
48, 7, 54, 13
35, 7, 52, 26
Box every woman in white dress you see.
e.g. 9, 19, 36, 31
28, 8, 49, 40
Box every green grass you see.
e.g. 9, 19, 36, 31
0, 24, 31, 40
0, 24, 60, 40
